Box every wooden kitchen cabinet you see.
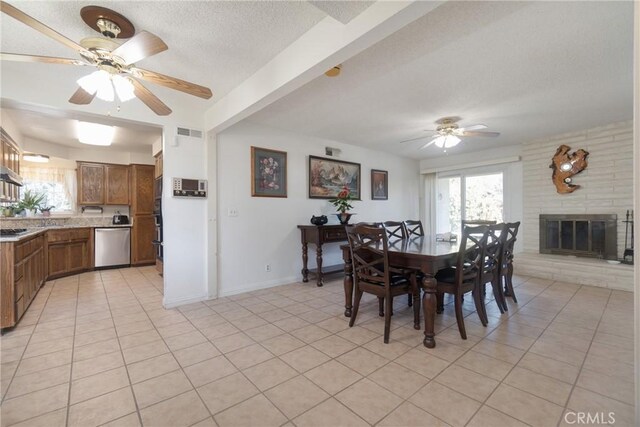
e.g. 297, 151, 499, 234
1, 127, 21, 203
154, 152, 163, 179
105, 164, 130, 205
1, 233, 46, 329
45, 228, 93, 279
131, 215, 156, 265
130, 164, 156, 265
130, 164, 154, 215
77, 162, 130, 205
78, 162, 105, 205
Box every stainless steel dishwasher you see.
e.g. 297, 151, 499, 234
95, 227, 131, 268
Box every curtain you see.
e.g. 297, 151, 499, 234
21, 166, 77, 212
422, 173, 437, 236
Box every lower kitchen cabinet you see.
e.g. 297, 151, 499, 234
131, 215, 156, 265
1, 233, 46, 329
46, 228, 93, 279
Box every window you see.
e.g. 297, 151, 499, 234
437, 171, 504, 235
21, 166, 76, 213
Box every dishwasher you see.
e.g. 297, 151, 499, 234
95, 228, 131, 268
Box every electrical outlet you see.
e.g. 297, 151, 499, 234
265, 264, 271, 272
228, 208, 238, 217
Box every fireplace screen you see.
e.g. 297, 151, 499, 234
539, 214, 617, 259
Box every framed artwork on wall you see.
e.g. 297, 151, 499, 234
371, 169, 388, 200
251, 146, 287, 197
308, 155, 361, 199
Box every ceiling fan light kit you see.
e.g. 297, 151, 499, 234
1, 1, 213, 116
399, 116, 500, 151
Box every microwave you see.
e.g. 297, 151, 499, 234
172, 177, 207, 198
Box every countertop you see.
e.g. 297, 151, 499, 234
0, 224, 133, 243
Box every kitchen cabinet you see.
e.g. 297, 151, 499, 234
130, 164, 156, 265
1, 127, 21, 203
105, 165, 130, 205
45, 228, 93, 279
154, 152, 163, 179
77, 162, 130, 205
1, 233, 45, 329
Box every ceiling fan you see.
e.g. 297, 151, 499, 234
400, 116, 500, 150
0, 1, 213, 116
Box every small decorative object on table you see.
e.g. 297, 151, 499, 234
329, 186, 356, 225
310, 215, 328, 226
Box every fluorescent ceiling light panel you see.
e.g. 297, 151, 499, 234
23, 153, 49, 163
76, 121, 115, 146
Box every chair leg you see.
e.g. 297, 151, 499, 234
472, 288, 488, 326
349, 288, 363, 327
506, 265, 518, 303
490, 277, 506, 314
454, 293, 467, 340
378, 297, 384, 317
436, 292, 445, 313
384, 294, 393, 343
407, 293, 413, 307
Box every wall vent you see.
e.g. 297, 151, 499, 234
177, 127, 203, 138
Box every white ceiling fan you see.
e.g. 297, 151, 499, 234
400, 116, 500, 150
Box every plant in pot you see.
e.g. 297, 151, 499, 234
39, 205, 55, 217
329, 186, 356, 225
19, 190, 46, 217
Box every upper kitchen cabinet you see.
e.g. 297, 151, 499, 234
105, 165, 130, 205
77, 162, 130, 205
154, 152, 163, 179
130, 164, 154, 215
1, 127, 21, 203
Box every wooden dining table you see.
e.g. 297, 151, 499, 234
340, 236, 459, 348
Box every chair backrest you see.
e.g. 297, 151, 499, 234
455, 225, 489, 293
383, 221, 407, 240
404, 220, 424, 237
500, 221, 520, 268
346, 224, 390, 290
483, 223, 505, 282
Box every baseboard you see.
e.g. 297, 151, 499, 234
219, 276, 299, 297
163, 293, 211, 309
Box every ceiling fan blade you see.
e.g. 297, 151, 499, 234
420, 139, 438, 150
400, 135, 432, 144
462, 131, 500, 137
111, 31, 168, 65
1, 52, 87, 66
130, 79, 172, 116
0, 1, 88, 55
459, 124, 487, 132
69, 87, 96, 105
132, 67, 212, 99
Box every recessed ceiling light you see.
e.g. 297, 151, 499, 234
76, 121, 115, 146
23, 153, 49, 163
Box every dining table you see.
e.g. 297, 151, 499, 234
340, 236, 459, 348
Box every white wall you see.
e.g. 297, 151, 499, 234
216, 121, 420, 297
0, 109, 24, 149
21, 137, 154, 165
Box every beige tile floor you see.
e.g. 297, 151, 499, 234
0, 267, 635, 427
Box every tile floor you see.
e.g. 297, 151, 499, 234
0, 267, 635, 427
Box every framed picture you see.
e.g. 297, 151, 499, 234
371, 169, 388, 200
251, 146, 287, 197
308, 155, 361, 199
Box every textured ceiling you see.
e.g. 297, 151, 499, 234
0, 0, 326, 146
308, 1, 374, 24
248, 1, 634, 159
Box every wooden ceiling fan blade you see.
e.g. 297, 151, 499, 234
0, 1, 88, 55
1, 52, 87, 65
462, 131, 500, 137
69, 87, 96, 105
460, 124, 487, 131
132, 67, 212, 99
112, 31, 168, 65
130, 79, 172, 116
400, 135, 431, 144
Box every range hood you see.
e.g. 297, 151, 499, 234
0, 166, 23, 186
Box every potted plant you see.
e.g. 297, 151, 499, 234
19, 190, 46, 217
39, 205, 55, 217
329, 186, 356, 224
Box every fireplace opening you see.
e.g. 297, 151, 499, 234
539, 214, 617, 260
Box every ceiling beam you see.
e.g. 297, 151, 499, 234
204, 0, 444, 133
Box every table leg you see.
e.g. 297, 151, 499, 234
422, 276, 437, 348
301, 242, 309, 282
343, 254, 353, 317
316, 244, 323, 287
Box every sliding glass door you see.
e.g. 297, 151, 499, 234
437, 172, 504, 235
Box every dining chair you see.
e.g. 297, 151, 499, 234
382, 221, 407, 240
499, 222, 521, 303
433, 225, 489, 339
404, 220, 424, 237
345, 224, 420, 343
462, 220, 497, 229
482, 224, 508, 313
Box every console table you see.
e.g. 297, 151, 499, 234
297, 225, 347, 286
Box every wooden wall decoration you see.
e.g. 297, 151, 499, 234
549, 144, 589, 194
